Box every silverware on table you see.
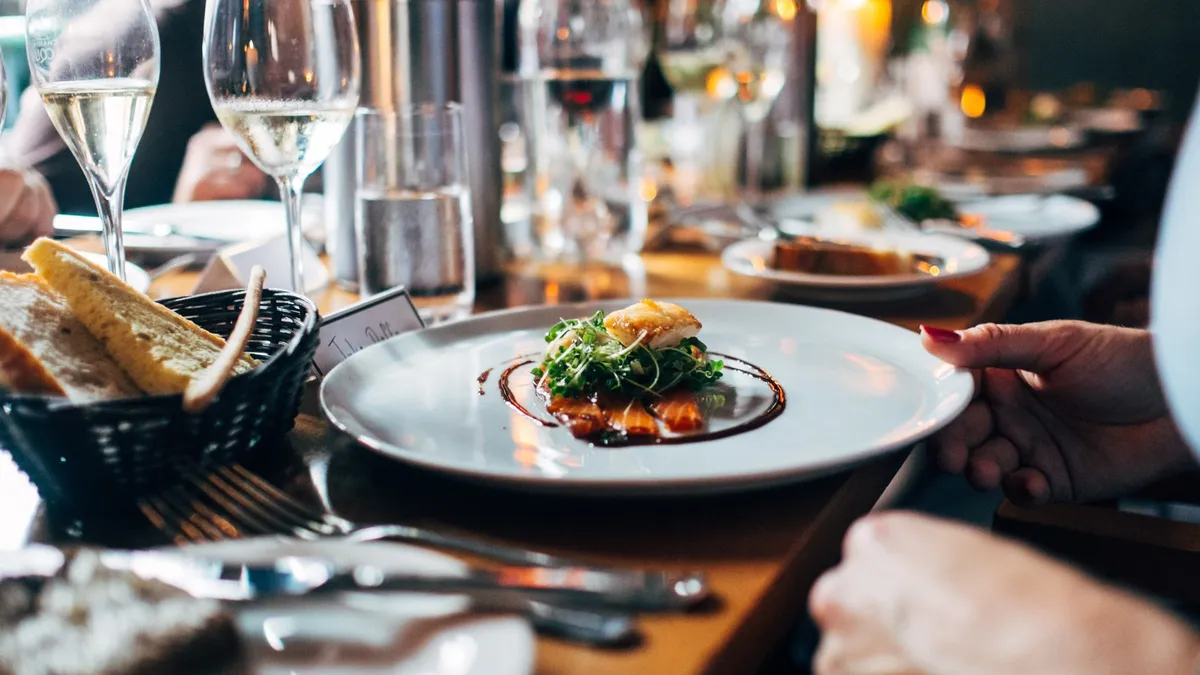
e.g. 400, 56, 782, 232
75, 549, 633, 647
54, 214, 219, 240
138, 464, 709, 611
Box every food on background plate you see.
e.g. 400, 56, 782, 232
528, 299, 726, 441
867, 180, 958, 224
0, 273, 142, 402
23, 238, 257, 396
0, 550, 242, 675
815, 202, 885, 231
772, 239, 915, 277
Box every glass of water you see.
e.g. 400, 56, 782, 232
518, 0, 650, 263
355, 104, 475, 324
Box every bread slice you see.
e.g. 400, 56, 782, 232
24, 239, 257, 396
0, 272, 142, 401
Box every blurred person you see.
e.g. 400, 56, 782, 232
809, 94, 1200, 674
0, 152, 56, 246
5, 0, 265, 215
172, 124, 268, 203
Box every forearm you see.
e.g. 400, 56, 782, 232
1090, 587, 1200, 675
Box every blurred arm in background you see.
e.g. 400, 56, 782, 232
4, 0, 264, 215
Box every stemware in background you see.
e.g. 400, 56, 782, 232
657, 0, 729, 108
655, 0, 732, 204
203, 0, 360, 293
25, 0, 160, 280
518, 0, 650, 263
717, 0, 794, 203
356, 105, 475, 324
0, 51, 7, 129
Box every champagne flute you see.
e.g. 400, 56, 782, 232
203, 0, 360, 292
655, 0, 731, 204
25, 0, 160, 280
717, 0, 793, 202
657, 0, 728, 107
0, 52, 8, 129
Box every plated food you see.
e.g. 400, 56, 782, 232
723, 230, 990, 302
513, 299, 781, 445
866, 180, 959, 224
320, 299, 975, 495
771, 238, 926, 277
0, 238, 257, 402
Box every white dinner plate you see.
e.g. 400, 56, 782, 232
958, 194, 1100, 242
721, 231, 991, 302
54, 197, 325, 255
320, 299, 975, 496
182, 538, 535, 675
0, 251, 149, 293
771, 190, 1099, 244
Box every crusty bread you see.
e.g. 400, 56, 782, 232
24, 239, 257, 396
772, 240, 914, 276
0, 272, 142, 401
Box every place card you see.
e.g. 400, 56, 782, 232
193, 234, 329, 295
311, 285, 425, 376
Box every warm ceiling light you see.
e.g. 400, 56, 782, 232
961, 85, 986, 118
921, 0, 948, 25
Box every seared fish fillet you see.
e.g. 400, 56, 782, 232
603, 299, 702, 349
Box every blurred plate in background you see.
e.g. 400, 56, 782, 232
723, 230, 990, 302
54, 197, 325, 256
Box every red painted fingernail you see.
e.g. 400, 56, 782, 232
921, 325, 962, 343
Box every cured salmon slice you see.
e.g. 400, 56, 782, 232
546, 395, 606, 438
597, 396, 658, 437
649, 389, 705, 433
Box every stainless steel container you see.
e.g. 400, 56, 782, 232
323, 0, 504, 287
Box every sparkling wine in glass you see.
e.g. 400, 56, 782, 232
717, 0, 793, 201
25, 0, 160, 280
657, 0, 728, 103
204, 0, 360, 292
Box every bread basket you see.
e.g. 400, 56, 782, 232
0, 288, 319, 513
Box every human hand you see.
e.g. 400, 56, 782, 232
173, 124, 268, 203
810, 511, 1200, 675
919, 321, 1195, 505
0, 164, 56, 248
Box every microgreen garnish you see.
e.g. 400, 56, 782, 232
531, 310, 724, 399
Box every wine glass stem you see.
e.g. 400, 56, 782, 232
277, 174, 308, 293
744, 116, 765, 205
93, 180, 127, 282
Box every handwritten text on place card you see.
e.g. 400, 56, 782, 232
312, 285, 425, 376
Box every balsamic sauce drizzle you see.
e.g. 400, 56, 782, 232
486, 352, 785, 446
496, 360, 558, 427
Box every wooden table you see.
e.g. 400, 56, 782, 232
153, 249, 1022, 333
1, 247, 1022, 675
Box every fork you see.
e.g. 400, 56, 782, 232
138, 464, 708, 606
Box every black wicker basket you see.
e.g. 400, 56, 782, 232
0, 288, 319, 513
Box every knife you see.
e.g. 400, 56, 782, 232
85, 551, 641, 646
101, 551, 707, 612
53, 214, 227, 247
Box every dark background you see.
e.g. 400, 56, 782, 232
892, 0, 1200, 120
